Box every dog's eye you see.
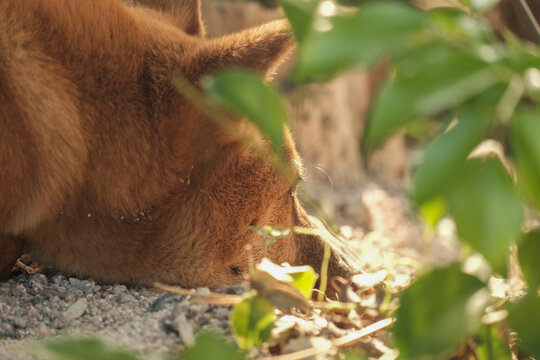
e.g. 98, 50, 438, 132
230, 266, 243, 276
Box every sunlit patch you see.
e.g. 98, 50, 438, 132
525, 67, 540, 90
319, 0, 337, 17
313, 18, 333, 33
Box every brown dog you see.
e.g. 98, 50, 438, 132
0, 0, 351, 290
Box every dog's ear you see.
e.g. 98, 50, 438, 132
184, 20, 294, 80
130, 0, 204, 36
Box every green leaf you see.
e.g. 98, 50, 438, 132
203, 69, 287, 152
180, 333, 246, 360
427, 7, 495, 43
281, 0, 320, 44
518, 230, 540, 287
474, 324, 512, 360
256, 258, 318, 299
288, 267, 318, 299
34, 337, 141, 360
511, 107, 540, 211
507, 293, 540, 358
448, 158, 523, 271
294, 1, 426, 82
498, 31, 540, 77
365, 45, 500, 148
394, 264, 489, 359
419, 197, 447, 228
230, 294, 275, 349
412, 100, 493, 206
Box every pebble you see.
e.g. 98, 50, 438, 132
63, 299, 88, 321
175, 313, 195, 347
147, 293, 184, 313
68, 277, 81, 287
113, 285, 127, 296
11, 284, 26, 297
118, 294, 136, 304
28, 274, 48, 293
1, 323, 14, 333
0, 283, 10, 296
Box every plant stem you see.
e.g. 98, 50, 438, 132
317, 241, 331, 302
485, 325, 495, 360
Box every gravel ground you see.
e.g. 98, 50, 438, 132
0, 273, 241, 360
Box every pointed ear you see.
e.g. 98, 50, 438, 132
185, 19, 294, 80
130, 0, 204, 36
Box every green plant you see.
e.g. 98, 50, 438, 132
34, 337, 142, 360
203, 0, 540, 358
34, 333, 246, 360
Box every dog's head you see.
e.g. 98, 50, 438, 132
126, 0, 353, 291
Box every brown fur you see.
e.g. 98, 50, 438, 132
0, 0, 351, 289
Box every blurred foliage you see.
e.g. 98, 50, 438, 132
474, 324, 513, 360
35, 337, 142, 360
206, 0, 540, 358
393, 264, 489, 358
230, 291, 275, 349
36, 334, 247, 360
203, 69, 287, 153
178, 333, 246, 360
518, 230, 540, 287
230, 257, 317, 349
507, 292, 540, 357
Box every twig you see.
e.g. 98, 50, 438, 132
332, 318, 394, 347
153, 282, 244, 305
14, 259, 47, 275
261, 318, 395, 360
317, 242, 331, 302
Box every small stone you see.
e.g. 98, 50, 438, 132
214, 307, 231, 319
161, 316, 177, 335
147, 293, 183, 313
195, 287, 211, 295
69, 277, 81, 287
11, 284, 26, 297
1, 323, 14, 333
12, 317, 28, 329
63, 299, 88, 321
67, 289, 84, 298
112, 285, 127, 296
55, 286, 67, 297
215, 284, 246, 295
81, 281, 95, 294
0, 283, 11, 296
38, 324, 55, 337
118, 294, 136, 304
41, 306, 55, 320
185, 306, 200, 320
53, 318, 66, 330
175, 313, 195, 347
30, 274, 48, 287
52, 274, 66, 284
